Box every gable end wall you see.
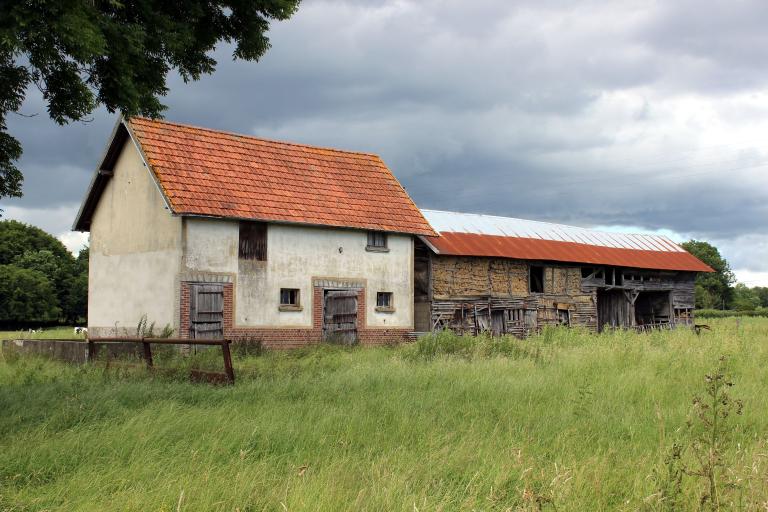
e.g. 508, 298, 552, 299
87, 139, 182, 336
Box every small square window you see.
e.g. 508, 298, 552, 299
280, 288, 300, 306
376, 292, 392, 308
367, 231, 388, 251
529, 265, 544, 293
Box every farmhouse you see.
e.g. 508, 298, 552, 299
414, 210, 713, 335
74, 117, 435, 346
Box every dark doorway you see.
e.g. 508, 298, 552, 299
323, 290, 358, 345
635, 291, 672, 326
189, 284, 224, 339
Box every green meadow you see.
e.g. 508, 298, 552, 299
1, 318, 767, 511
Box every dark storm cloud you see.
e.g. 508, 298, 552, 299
1, 0, 767, 276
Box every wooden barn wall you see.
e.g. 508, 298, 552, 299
428, 256, 597, 335
423, 255, 699, 336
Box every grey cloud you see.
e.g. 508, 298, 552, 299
2, 0, 767, 276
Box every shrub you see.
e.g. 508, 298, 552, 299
695, 309, 768, 319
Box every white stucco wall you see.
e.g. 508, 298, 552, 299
88, 140, 182, 334
183, 219, 414, 328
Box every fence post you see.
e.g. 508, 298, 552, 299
221, 340, 235, 385
142, 338, 153, 368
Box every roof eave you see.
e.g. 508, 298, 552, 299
72, 118, 127, 231
179, 212, 435, 237
417, 235, 442, 254
72, 117, 176, 232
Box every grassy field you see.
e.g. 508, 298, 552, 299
1, 319, 767, 511
0, 326, 86, 341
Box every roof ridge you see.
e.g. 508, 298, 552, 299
129, 116, 382, 158
420, 208, 679, 243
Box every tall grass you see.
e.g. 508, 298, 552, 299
1, 318, 767, 511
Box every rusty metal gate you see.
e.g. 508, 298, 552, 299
190, 284, 224, 339
323, 290, 358, 345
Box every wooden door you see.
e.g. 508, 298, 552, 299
524, 309, 538, 335
190, 284, 224, 339
323, 290, 358, 345
491, 310, 505, 336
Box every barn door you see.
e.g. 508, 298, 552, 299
190, 284, 224, 339
491, 310, 505, 336
323, 290, 358, 345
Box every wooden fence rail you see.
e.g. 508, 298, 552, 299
87, 337, 235, 385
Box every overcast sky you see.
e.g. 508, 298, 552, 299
2, 0, 767, 285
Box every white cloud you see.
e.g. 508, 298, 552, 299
1, 203, 88, 255
733, 270, 768, 287
58, 231, 89, 255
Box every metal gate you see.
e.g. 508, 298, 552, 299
190, 284, 224, 339
323, 290, 358, 345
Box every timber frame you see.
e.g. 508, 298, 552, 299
414, 239, 696, 337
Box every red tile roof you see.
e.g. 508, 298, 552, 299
103, 117, 435, 235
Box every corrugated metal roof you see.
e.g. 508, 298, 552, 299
421, 209, 713, 272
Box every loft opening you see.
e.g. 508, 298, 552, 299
239, 221, 267, 261
529, 265, 544, 293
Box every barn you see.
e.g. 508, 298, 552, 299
414, 210, 713, 336
73, 117, 435, 347
74, 117, 712, 345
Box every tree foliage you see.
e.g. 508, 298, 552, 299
0, 0, 300, 200
0, 220, 87, 324
0, 219, 71, 264
755, 287, 768, 308
681, 240, 735, 310
731, 283, 762, 311
0, 264, 60, 322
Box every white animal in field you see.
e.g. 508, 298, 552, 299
74, 327, 88, 335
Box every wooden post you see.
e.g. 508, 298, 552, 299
87, 338, 95, 362
142, 339, 153, 368
221, 340, 235, 385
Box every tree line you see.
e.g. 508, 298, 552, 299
681, 240, 768, 311
0, 220, 87, 326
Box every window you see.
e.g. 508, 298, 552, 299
367, 231, 388, 251
279, 288, 300, 309
529, 265, 544, 293
239, 221, 267, 261
557, 309, 570, 326
376, 292, 394, 311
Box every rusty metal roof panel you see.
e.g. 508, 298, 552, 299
421, 209, 713, 272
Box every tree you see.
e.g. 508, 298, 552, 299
755, 287, 768, 308
0, 0, 300, 200
0, 264, 60, 322
681, 240, 735, 309
0, 220, 71, 264
731, 283, 761, 311
13, 248, 78, 321
0, 220, 88, 322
